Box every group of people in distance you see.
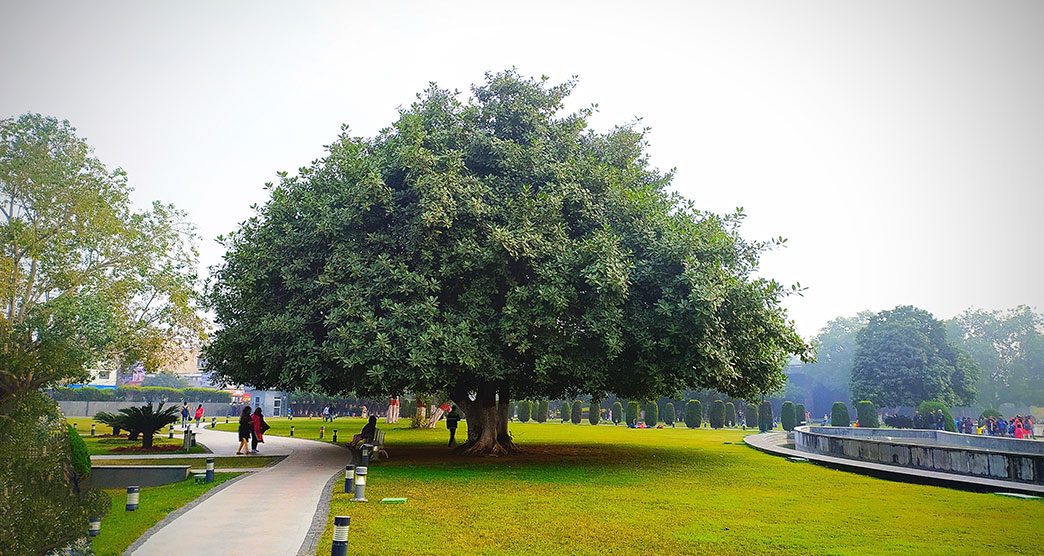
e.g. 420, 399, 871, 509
236, 406, 270, 455
963, 414, 1035, 439
180, 402, 205, 429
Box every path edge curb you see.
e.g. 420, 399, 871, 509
297, 469, 341, 556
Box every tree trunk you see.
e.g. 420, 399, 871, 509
142, 433, 153, 449
452, 383, 518, 456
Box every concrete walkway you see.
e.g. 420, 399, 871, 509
745, 432, 1044, 496
128, 425, 346, 556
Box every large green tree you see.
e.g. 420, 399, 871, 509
796, 312, 872, 415
946, 306, 1044, 407
851, 306, 977, 408
206, 71, 809, 455
0, 114, 205, 401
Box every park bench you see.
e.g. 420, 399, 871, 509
350, 428, 388, 464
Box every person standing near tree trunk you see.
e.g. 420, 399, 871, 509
446, 405, 461, 447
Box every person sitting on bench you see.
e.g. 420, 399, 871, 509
350, 415, 378, 448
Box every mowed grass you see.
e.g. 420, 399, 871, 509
245, 418, 1044, 556
91, 473, 240, 556
95, 456, 283, 469
69, 417, 209, 455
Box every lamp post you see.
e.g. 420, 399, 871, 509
331, 516, 350, 556
205, 457, 215, 483
360, 444, 372, 467
352, 466, 367, 502
344, 464, 355, 493
125, 486, 140, 511
88, 517, 101, 537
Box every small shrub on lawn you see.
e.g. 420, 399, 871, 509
795, 403, 806, 426
709, 400, 725, 429
589, 402, 600, 425
561, 400, 571, 423
685, 400, 702, 428
571, 400, 583, 424
664, 402, 676, 426
518, 400, 531, 423
745, 404, 758, 428
643, 402, 658, 427
916, 400, 956, 432
856, 400, 879, 428
626, 401, 640, 426
612, 401, 623, 425
725, 402, 737, 427
758, 401, 773, 432
781, 401, 796, 431
831, 402, 850, 427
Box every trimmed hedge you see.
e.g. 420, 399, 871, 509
709, 400, 725, 429
535, 400, 548, 423
794, 403, 806, 426
643, 402, 658, 427
855, 400, 879, 428
917, 400, 956, 432
571, 399, 583, 424
781, 401, 796, 431
664, 402, 676, 426
626, 401, 640, 426
612, 401, 623, 424
561, 400, 572, 423
745, 404, 758, 428
588, 402, 601, 425
50, 386, 231, 403
725, 402, 737, 427
685, 400, 702, 428
758, 401, 773, 432
831, 401, 850, 427
518, 400, 532, 422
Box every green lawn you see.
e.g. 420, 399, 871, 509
91, 473, 240, 556
80, 433, 206, 456
94, 455, 283, 469
213, 415, 369, 444
260, 419, 1044, 555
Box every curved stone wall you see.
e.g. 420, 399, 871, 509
794, 426, 1044, 485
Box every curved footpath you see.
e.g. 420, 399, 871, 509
128, 425, 346, 556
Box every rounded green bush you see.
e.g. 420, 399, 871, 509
917, 400, 956, 432
684, 400, 702, 428
518, 400, 531, 423
626, 401, 640, 426
571, 399, 583, 424
745, 404, 758, 428
588, 401, 601, 425
535, 400, 548, 423
664, 402, 676, 426
643, 401, 658, 427
561, 400, 571, 423
725, 402, 737, 427
758, 401, 773, 432
781, 401, 796, 431
855, 400, 879, 428
612, 401, 624, 424
980, 407, 1002, 419
794, 403, 806, 427
831, 401, 850, 427
67, 424, 91, 480
709, 399, 725, 429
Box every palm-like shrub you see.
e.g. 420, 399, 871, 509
588, 402, 600, 425
831, 401, 850, 427
94, 411, 123, 436
664, 402, 676, 426
643, 402, 658, 427
725, 402, 737, 427
684, 400, 702, 428
571, 399, 583, 424
856, 400, 879, 428
612, 401, 623, 425
709, 400, 725, 429
781, 401, 796, 431
758, 401, 773, 432
95, 402, 179, 448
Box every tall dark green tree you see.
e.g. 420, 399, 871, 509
611, 400, 623, 424
684, 400, 702, 428
797, 312, 872, 416
851, 306, 978, 408
206, 71, 809, 455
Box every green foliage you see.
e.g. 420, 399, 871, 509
571, 400, 583, 424
917, 400, 956, 432
643, 401, 658, 427
51, 386, 231, 403
142, 372, 188, 388
518, 400, 531, 423
947, 306, 1044, 407
758, 401, 773, 432
626, 401, 640, 426
67, 425, 91, 479
852, 306, 979, 408
724, 401, 737, 427
663, 402, 676, 425
204, 70, 809, 452
588, 401, 600, 425
794, 403, 806, 426
684, 400, 702, 428
709, 399, 725, 429
0, 114, 205, 402
831, 402, 850, 427
561, 400, 571, 423
798, 312, 872, 414
781, 401, 796, 431
745, 404, 758, 428
855, 400, 879, 428
0, 391, 110, 554
980, 408, 1002, 419
50, 387, 116, 401
535, 400, 548, 423
95, 402, 179, 448
611, 401, 623, 424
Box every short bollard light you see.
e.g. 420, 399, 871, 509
332, 429, 338, 442
205, 457, 215, 483
344, 464, 355, 493
320, 426, 325, 440
361, 444, 372, 467
126, 486, 140, 511
191, 431, 197, 447
290, 425, 295, 437
352, 466, 368, 502
211, 417, 216, 428
88, 517, 101, 537
225, 416, 229, 424
168, 425, 174, 439
331, 516, 350, 556
90, 423, 96, 436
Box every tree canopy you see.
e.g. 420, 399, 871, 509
0, 113, 205, 404
206, 71, 810, 454
851, 306, 977, 408
946, 306, 1044, 407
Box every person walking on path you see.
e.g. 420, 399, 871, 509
236, 406, 252, 455
181, 402, 190, 429
446, 405, 460, 447
194, 404, 205, 428
251, 407, 270, 454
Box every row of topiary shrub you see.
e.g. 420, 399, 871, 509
49, 386, 231, 403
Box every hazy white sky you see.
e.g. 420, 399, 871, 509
2, 0, 1041, 337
